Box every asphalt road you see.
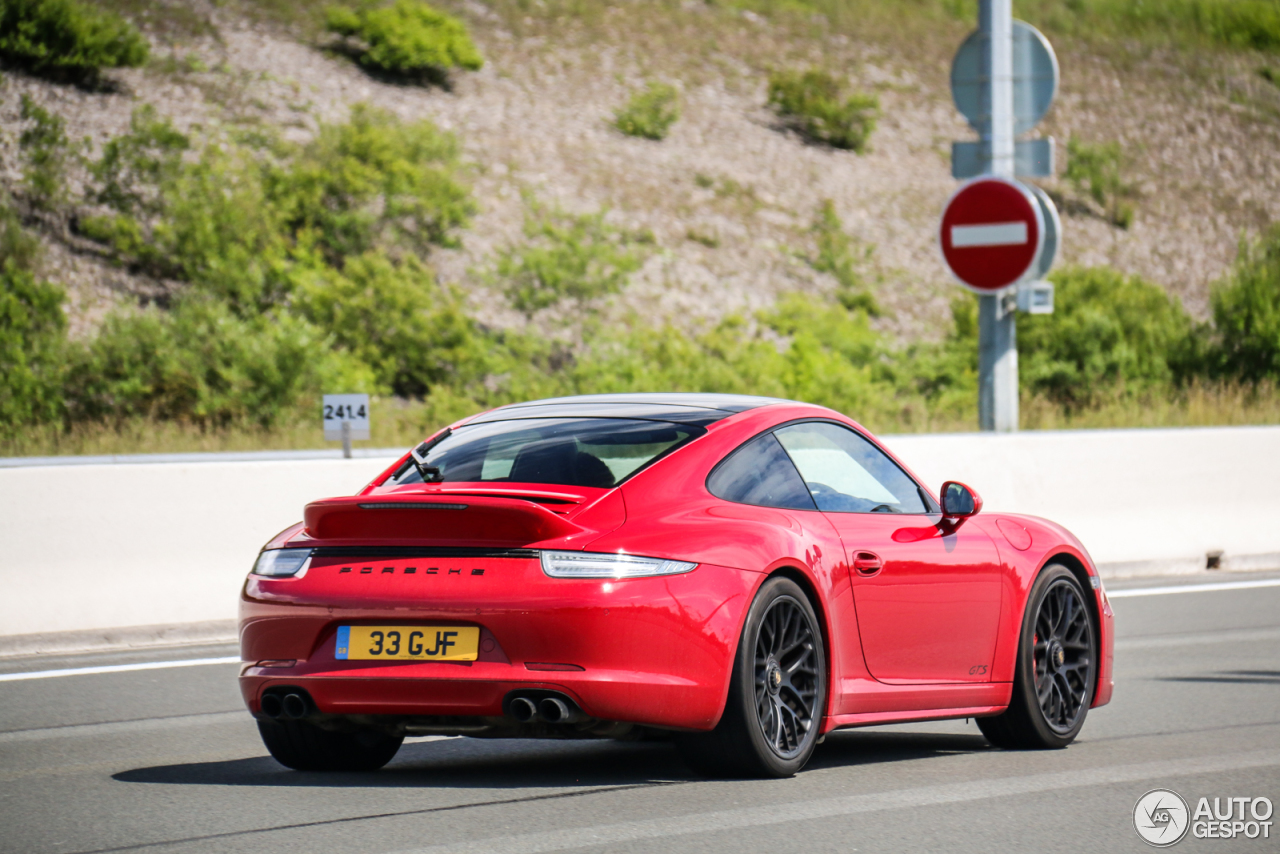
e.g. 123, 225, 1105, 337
2, 571, 1278, 854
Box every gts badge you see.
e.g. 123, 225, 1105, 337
338, 566, 486, 576
968, 664, 988, 676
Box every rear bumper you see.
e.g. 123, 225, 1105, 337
238, 557, 758, 731
239, 664, 713, 729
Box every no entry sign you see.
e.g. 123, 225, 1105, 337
939, 176, 1044, 293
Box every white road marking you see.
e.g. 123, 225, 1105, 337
0, 656, 240, 683
950, 221, 1028, 247
0, 711, 246, 744
1116, 626, 1280, 650
1107, 578, 1280, 598
1, 579, 1273, 683
391, 750, 1280, 854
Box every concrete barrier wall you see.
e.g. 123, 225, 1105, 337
2, 425, 1278, 638
0, 456, 398, 637
882, 426, 1280, 576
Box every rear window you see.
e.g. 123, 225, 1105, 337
391, 418, 704, 489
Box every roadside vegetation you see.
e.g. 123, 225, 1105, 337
1, 0, 1279, 456
0, 0, 149, 83
614, 82, 681, 141
1063, 137, 1137, 230
324, 0, 482, 82
725, 0, 1280, 54
767, 69, 879, 152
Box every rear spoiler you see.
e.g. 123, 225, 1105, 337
304, 495, 586, 547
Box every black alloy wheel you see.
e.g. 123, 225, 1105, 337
754, 595, 822, 759
1033, 577, 1094, 733
677, 576, 827, 778
978, 564, 1097, 749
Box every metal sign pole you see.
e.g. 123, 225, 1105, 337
978, 0, 1018, 432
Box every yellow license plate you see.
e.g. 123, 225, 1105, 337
335, 625, 479, 661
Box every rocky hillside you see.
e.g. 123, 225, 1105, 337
4, 0, 1278, 345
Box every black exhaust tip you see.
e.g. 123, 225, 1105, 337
260, 693, 284, 719
282, 692, 310, 720
539, 697, 582, 723
509, 696, 538, 723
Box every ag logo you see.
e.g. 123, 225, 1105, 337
1134, 789, 1190, 847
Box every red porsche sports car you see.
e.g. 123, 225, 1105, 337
240, 393, 1113, 777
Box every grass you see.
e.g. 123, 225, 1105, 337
1018, 382, 1280, 431
1064, 136, 1138, 229
1015, 0, 1280, 54
5, 381, 1277, 458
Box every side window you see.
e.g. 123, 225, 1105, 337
774, 422, 929, 514
707, 433, 817, 511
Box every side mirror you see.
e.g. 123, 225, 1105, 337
941, 481, 982, 518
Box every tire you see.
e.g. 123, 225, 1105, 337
978, 564, 1097, 750
258, 719, 403, 771
677, 576, 827, 778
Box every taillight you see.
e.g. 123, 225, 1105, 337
540, 551, 696, 579
251, 548, 313, 578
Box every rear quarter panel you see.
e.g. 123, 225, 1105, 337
584, 404, 874, 719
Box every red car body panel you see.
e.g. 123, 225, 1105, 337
239, 397, 1114, 734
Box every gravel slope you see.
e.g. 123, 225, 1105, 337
2, 0, 1277, 341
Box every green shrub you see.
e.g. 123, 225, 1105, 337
1017, 267, 1197, 409
806, 200, 879, 316
326, 0, 482, 78
0, 260, 67, 430
272, 103, 473, 261
614, 82, 680, 140
1064, 136, 1137, 229
143, 146, 290, 312
90, 104, 189, 215
0, 0, 148, 75
891, 296, 980, 422
767, 68, 879, 152
82, 146, 288, 313
291, 252, 483, 398
0, 198, 42, 272
63, 295, 372, 428
1207, 225, 1280, 383
543, 290, 919, 428
81, 104, 471, 313
495, 205, 649, 317
18, 95, 75, 211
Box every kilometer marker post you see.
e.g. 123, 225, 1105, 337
323, 393, 371, 459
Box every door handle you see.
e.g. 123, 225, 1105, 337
853, 551, 883, 575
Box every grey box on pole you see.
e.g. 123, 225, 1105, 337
951, 137, 1054, 179
1017, 281, 1054, 314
